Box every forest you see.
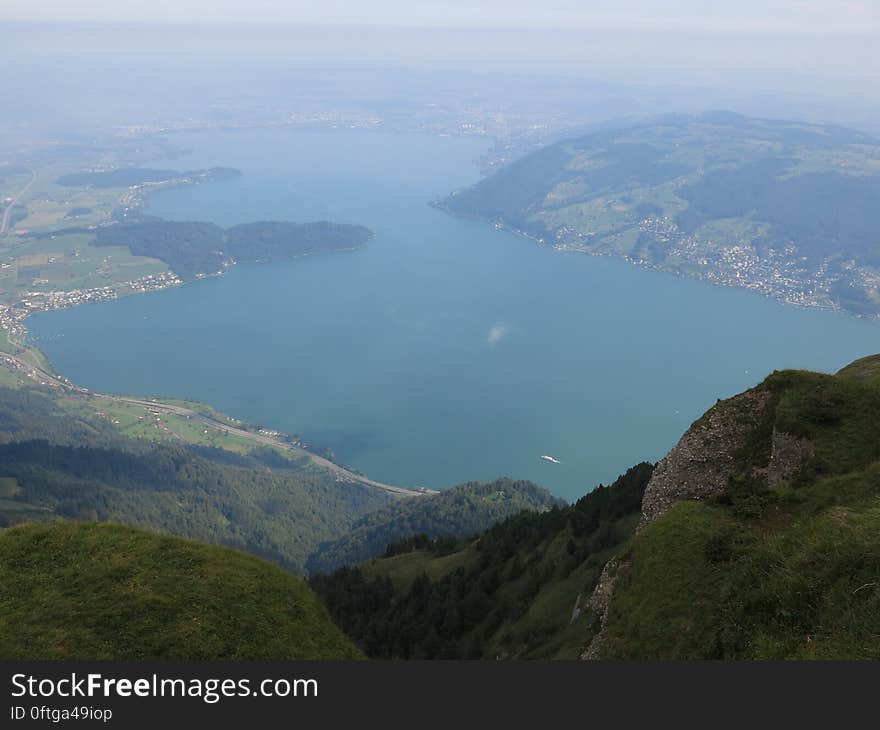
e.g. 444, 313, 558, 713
305, 478, 562, 574
310, 463, 653, 659
93, 219, 373, 279
0, 384, 394, 572
0, 383, 556, 576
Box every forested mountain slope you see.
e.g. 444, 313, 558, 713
310, 464, 652, 658
0, 382, 562, 575
305, 478, 563, 574
314, 354, 880, 660
0, 383, 395, 572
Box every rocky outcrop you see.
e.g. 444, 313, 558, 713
580, 557, 624, 660
639, 388, 773, 525
764, 429, 814, 485
582, 385, 816, 660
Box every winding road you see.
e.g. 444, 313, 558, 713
0, 168, 36, 236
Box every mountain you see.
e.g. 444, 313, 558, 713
587, 354, 880, 659
0, 382, 561, 577
0, 521, 361, 659
441, 112, 880, 315
0, 383, 395, 573
309, 464, 651, 658
5, 346, 879, 659
305, 478, 563, 574
313, 355, 880, 659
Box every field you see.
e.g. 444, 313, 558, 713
57, 394, 300, 459
1, 233, 168, 299
0, 145, 183, 312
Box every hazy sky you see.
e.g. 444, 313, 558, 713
5, 1, 880, 33
4, 0, 879, 111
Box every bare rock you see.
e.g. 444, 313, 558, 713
580, 557, 626, 660
639, 388, 773, 526
765, 428, 814, 485
581, 385, 816, 660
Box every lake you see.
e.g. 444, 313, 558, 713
30, 127, 880, 500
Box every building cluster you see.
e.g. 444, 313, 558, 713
0, 272, 181, 343
543, 213, 877, 314
649, 218, 835, 310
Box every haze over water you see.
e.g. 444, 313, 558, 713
31, 127, 880, 500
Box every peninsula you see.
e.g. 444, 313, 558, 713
440, 112, 880, 317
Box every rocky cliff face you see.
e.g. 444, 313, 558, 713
763, 429, 814, 485
639, 388, 773, 525
579, 557, 621, 660
582, 382, 813, 659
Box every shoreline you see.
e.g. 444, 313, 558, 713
6, 126, 872, 506
0, 154, 387, 495
0, 348, 428, 498
433, 203, 874, 321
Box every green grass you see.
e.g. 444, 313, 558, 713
603, 496, 880, 659
488, 527, 623, 659
55, 395, 298, 461
0, 522, 363, 659
837, 354, 880, 384
0, 328, 13, 354
769, 368, 880, 477
599, 363, 880, 659
0, 367, 26, 388
601, 502, 746, 659
0, 477, 19, 498
9, 343, 57, 376
362, 545, 477, 590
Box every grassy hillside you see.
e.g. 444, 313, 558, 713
597, 356, 880, 659
0, 383, 395, 573
0, 382, 562, 578
305, 478, 563, 574
0, 521, 361, 659
310, 464, 652, 658
441, 113, 880, 315
313, 355, 880, 660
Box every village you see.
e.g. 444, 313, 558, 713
546, 213, 861, 314
0, 271, 182, 343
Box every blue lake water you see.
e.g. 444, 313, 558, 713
30, 128, 880, 500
